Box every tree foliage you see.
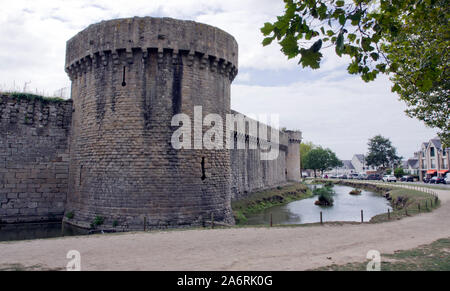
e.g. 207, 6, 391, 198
300, 141, 316, 170
303, 146, 343, 176
394, 167, 405, 178
366, 135, 402, 169
261, 0, 449, 145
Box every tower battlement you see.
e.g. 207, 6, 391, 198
65, 17, 238, 82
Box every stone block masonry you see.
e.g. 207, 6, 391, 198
0, 95, 72, 223
229, 110, 302, 201
0, 16, 302, 229
64, 17, 238, 230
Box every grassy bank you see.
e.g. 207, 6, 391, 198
0, 263, 63, 271
313, 238, 450, 271
370, 188, 440, 223
232, 183, 312, 225
1, 92, 67, 103
317, 179, 440, 223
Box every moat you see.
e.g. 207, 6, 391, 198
0, 184, 393, 242
245, 184, 392, 225
0, 222, 89, 242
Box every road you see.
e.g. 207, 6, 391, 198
1, 183, 449, 271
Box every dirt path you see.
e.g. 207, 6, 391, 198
1, 185, 449, 271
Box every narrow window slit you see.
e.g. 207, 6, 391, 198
122, 66, 127, 87
79, 165, 83, 186
201, 157, 206, 180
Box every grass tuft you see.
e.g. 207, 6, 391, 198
312, 238, 450, 271
1, 92, 66, 103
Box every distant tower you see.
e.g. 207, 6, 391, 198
64, 17, 238, 229
286, 131, 302, 181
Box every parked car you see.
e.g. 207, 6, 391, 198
433, 176, 446, 184
348, 173, 359, 179
367, 174, 381, 180
429, 176, 438, 184
357, 174, 368, 180
423, 177, 432, 183
445, 175, 450, 184
383, 175, 397, 182
400, 175, 414, 182
338, 174, 348, 180
437, 177, 446, 184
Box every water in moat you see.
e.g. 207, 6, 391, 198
0, 185, 392, 241
245, 184, 392, 225
0, 222, 89, 242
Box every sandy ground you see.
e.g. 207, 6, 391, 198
1, 184, 449, 271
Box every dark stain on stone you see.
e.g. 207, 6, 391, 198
96, 63, 107, 121
172, 54, 183, 116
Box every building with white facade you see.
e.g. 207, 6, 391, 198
326, 154, 377, 176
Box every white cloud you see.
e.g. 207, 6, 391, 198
235, 72, 252, 83
231, 75, 438, 160
0, 0, 439, 159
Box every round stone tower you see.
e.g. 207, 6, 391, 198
64, 17, 238, 230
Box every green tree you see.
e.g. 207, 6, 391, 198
261, 0, 449, 145
394, 167, 405, 178
300, 141, 316, 175
326, 148, 343, 169
366, 135, 402, 169
303, 147, 343, 177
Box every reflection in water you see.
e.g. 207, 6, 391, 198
245, 184, 392, 225
0, 222, 89, 242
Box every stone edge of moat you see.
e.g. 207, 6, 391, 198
0, 181, 442, 243
314, 179, 441, 224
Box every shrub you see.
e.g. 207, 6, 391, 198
92, 216, 104, 227
318, 193, 334, 206
314, 187, 335, 206
324, 181, 334, 188
313, 187, 334, 196
65, 212, 74, 220
234, 210, 248, 225
112, 220, 119, 228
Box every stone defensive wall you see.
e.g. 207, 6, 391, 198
0, 17, 301, 229
0, 95, 72, 223
229, 110, 302, 201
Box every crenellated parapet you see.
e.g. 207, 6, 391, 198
286, 130, 302, 144
229, 110, 290, 151
65, 17, 238, 82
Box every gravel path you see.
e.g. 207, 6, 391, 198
1, 184, 449, 271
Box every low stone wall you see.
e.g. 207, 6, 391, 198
0, 92, 301, 225
0, 95, 72, 223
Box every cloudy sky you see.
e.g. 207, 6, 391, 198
0, 0, 438, 160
